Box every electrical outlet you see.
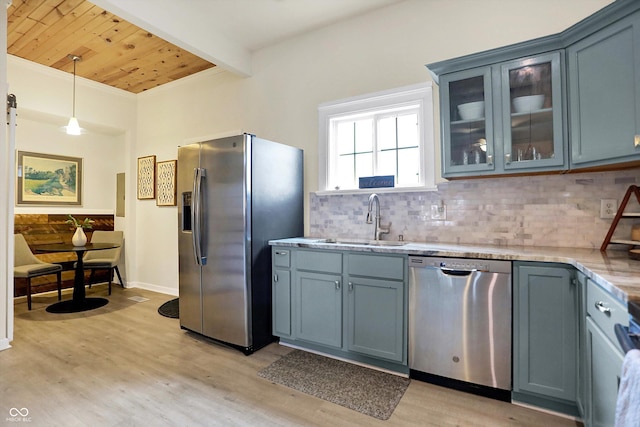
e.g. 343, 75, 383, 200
600, 199, 617, 219
431, 203, 446, 221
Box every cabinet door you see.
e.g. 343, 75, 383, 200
500, 52, 567, 172
568, 11, 640, 168
586, 316, 624, 427
272, 269, 291, 337
514, 265, 577, 402
346, 277, 404, 362
440, 66, 496, 177
296, 271, 342, 348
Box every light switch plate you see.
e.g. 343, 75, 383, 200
600, 199, 617, 219
431, 204, 446, 220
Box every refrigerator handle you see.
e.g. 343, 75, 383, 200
191, 168, 200, 265
192, 168, 206, 266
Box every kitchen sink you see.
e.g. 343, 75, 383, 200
321, 238, 406, 247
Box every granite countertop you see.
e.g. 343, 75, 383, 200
269, 237, 640, 305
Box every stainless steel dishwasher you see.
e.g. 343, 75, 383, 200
408, 256, 512, 401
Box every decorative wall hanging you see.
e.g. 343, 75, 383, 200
137, 155, 156, 200
156, 160, 177, 206
17, 151, 82, 205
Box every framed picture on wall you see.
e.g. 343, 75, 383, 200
137, 155, 156, 200
16, 151, 83, 205
156, 160, 177, 206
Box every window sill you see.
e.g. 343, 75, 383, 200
313, 185, 437, 196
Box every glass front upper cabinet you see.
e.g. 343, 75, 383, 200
500, 52, 565, 171
440, 67, 495, 176
439, 52, 566, 178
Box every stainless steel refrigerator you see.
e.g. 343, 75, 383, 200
177, 134, 303, 354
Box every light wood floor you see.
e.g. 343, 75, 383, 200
1, 285, 581, 427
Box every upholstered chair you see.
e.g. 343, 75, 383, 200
14, 234, 62, 310
82, 230, 124, 295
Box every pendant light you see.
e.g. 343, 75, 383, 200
65, 54, 82, 135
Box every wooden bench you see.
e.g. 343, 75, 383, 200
14, 214, 115, 298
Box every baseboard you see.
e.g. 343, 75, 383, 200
512, 399, 583, 422
511, 391, 580, 419
127, 281, 178, 296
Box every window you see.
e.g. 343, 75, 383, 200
318, 83, 435, 193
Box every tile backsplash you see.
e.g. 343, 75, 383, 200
309, 169, 640, 249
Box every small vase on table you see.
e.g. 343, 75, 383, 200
72, 226, 87, 246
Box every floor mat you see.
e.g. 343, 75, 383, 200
258, 350, 410, 420
158, 298, 179, 318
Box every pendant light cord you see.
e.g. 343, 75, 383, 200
72, 57, 77, 117
66, 54, 82, 135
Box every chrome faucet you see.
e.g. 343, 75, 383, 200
366, 193, 391, 241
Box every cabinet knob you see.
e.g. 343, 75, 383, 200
504, 153, 511, 165
348, 282, 353, 292
594, 300, 611, 315
335, 280, 340, 290
487, 154, 493, 166
273, 274, 278, 282
635, 135, 640, 148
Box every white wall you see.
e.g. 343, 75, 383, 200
12, 117, 126, 213
134, 0, 613, 294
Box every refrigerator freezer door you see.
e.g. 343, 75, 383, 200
200, 135, 250, 347
178, 143, 203, 333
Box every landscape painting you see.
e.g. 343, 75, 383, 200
17, 151, 82, 205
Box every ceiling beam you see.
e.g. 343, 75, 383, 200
90, 0, 252, 77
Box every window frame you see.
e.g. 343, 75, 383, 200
318, 82, 435, 194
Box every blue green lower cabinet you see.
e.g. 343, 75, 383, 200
513, 262, 579, 416
271, 246, 408, 374
347, 277, 404, 362
272, 249, 293, 338
586, 316, 624, 427
584, 278, 628, 427
272, 269, 291, 337
296, 271, 343, 348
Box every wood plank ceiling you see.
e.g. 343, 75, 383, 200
7, 0, 216, 94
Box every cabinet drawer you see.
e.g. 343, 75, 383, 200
587, 279, 628, 346
273, 248, 291, 268
297, 250, 342, 274
348, 254, 404, 280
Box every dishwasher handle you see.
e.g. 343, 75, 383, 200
440, 267, 475, 276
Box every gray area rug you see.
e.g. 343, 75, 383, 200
258, 350, 410, 420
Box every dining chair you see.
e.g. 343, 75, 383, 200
82, 230, 124, 295
14, 234, 63, 310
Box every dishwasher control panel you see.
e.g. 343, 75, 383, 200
408, 256, 511, 274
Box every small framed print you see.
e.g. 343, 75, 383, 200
137, 155, 156, 200
156, 160, 177, 206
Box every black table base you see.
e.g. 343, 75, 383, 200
35, 243, 119, 314
46, 297, 109, 314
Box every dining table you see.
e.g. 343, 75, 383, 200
34, 242, 120, 313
